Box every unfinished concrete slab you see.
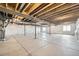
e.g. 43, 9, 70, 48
0, 33, 78, 56
0, 36, 28, 56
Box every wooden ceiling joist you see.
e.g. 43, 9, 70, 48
22, 3, 31, 13
5, 3, 14, 11
45, 4, 78, 18
30, 3, 49, 15
25, 3, 42, 15
32, 3, 53, 16
47, 4, 79, 19
15, 3, 19, 11
37, 3, 65, 17
0, 3, 79, 24
39, 4, 78, 19
19, 3, 28, 12
6, 3, 8, 7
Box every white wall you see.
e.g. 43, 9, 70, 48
49, 22, 76, 35
6, 24, 21, 36
5, 24, 40, 36
5, 22, 76, 36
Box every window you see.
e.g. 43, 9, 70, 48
63, 25, 71, 31
42, 27, 46, 32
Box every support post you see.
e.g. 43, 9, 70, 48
35, 23, 37, 39
0, 21, 5, 41
75, 20, 79, 40
24, 24, 26, 36
49, 23, 51, 34
40, 25, 42, 33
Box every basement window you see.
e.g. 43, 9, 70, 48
42, 27, 46, 32
63, 25, 71, 31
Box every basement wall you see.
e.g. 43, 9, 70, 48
5, 24, 40, 36
5, 22, 76, 37
49, 22, 76, 35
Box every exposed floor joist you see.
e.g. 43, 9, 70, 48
25, 3, 42, 15
15, 3, 19, 11
22, 3, 31, 13
37, 3, 65, 17
0, 3, 79, 25
32, 3, 53, 16
48, 5, 79, 20
43, 4, 79, 19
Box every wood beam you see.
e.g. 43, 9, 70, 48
15, 3, 19, 11
32, 3, 53, 16
22, 3, 31, 13
47, 5, 79, 19
26, 3, 42, 15
37, 3, 65, 17
5, 3, 13, 11
6, 3, 8, 9
42, 4, 79, 19
0, 5, 29, 17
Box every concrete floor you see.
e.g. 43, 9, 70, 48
0, 33, 79, 56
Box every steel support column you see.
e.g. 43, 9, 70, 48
35, 23, 37, 39
40, 25, 42, 33
75, 20, 79, 40
0, 21, 5, 41
24, 24, 26, 36
49, 23, 51, 34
